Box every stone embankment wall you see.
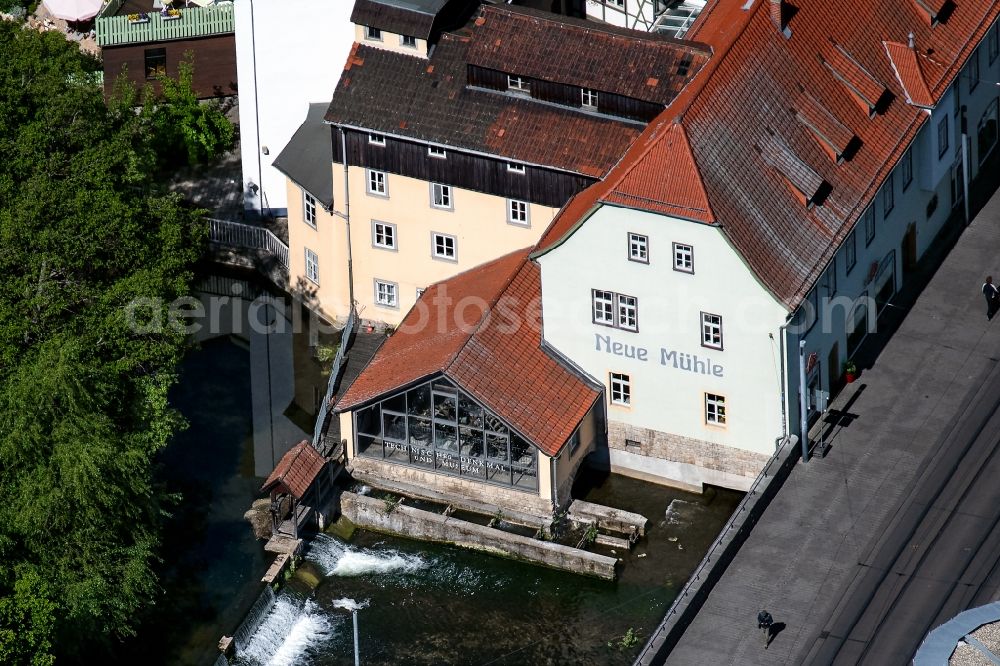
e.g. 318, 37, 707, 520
340, 492, 617, 580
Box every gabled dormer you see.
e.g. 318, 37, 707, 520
351, 0, 477, 57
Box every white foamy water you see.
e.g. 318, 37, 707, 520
331, 597, 369, 612
237, 597, 333, 666
307, 533, 427, 578
663, 498, 695, 525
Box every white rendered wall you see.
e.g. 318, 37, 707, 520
537, 205, 788, 484
235, 0, 355, 217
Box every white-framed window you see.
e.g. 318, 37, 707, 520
673, 242, 694, 273
507, 162, 525, 174
368, 133, 385, 146
845, 229, 857, 273
901, 148, 913, 191
305, 248, 319, 284
705, 393, 726, 425
303, 191, 317, 228
610, 372, 630, 406
592, 289, 614, 325
581, 88, 599, 109
430, 182, 452, 210
628, 233, 648, 263
507, 74, 530, 93
365, 26, 381, 41
701, 312, 723, 350
372, 220, 396, 249
432, 232, 456, 261
970, 48, 980, 92
374, 279, 398, 308
608, 0, 625, 6
593, 290, 638, 331
428, 145, 447, 159
617, 294, 638, 331
978, 98, 998, 165
507, 198, 529, 226
882, 172, 894, 217
401, 34, 417, 48
367, 169, 387, 196
938, 116, 950, 158
864, 206, 875, 246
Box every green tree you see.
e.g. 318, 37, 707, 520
144, 53, 235, 169
0, 21, 207, 662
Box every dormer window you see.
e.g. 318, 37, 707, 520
365, 26, 382, 41
581, 88, 599, 110
507, 75, 530, 93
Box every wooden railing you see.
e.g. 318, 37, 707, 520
313, 308, 356, 451
208, 218, 289, 270
96, 2, 234, 47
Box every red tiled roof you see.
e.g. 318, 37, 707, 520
335, 249, 600, 457
327, 3, 709, 178
883, 41, 936, 108
466, 5, 711, 106
601, 123, 715, 223
261, 440, 326, 499
794, 89, 856, 162
822, 41, 888, 115
536, 0, 1000, 308
910, 0, 951, 26
328, 41, 643, 178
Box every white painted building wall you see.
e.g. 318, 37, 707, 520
235, 0, 355, 218
537, 205, 788, 490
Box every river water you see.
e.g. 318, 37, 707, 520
236, 472, 741, 666
123, 275, 743, 665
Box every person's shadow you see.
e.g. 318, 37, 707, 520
766, 622, 787, 649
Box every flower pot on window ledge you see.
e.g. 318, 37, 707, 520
162, 13, 181, 20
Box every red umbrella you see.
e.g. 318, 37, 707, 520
41, 0, 103, 21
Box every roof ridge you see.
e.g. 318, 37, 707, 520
482, 2, 710, 51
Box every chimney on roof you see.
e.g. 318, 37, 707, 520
770, 0, 791, 37
908, 31, 915, 49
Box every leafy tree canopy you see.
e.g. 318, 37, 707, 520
0, 20, 222, 663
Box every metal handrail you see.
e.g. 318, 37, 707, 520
208, 218, 289, 270
633, 436, 796, 665
312, 307, 356, 449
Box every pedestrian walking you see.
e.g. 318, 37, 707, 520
758, 610, 774, 649
984, 276, 1000, 320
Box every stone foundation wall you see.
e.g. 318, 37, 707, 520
349, 456, 554, 518
607, 421, 771, 492
341, 492, 617, 580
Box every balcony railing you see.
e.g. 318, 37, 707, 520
96, 2, 234, 47
208, 218, 289, 270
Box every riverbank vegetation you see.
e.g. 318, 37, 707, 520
0, 20, 231, 664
